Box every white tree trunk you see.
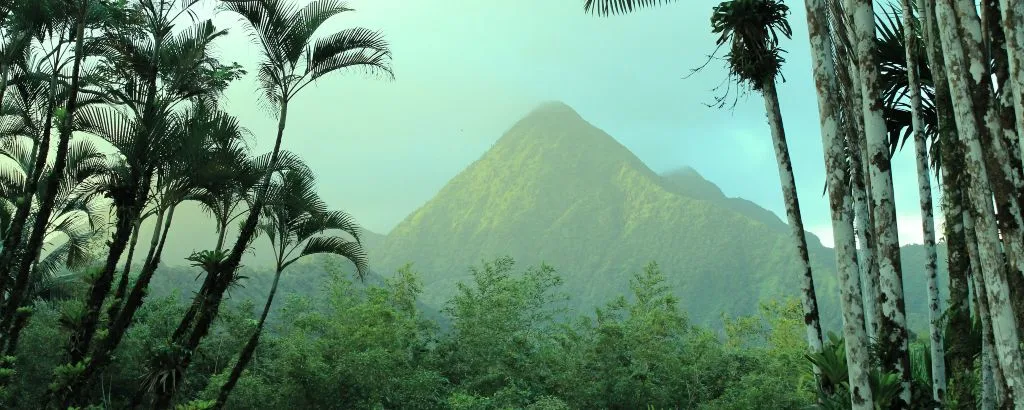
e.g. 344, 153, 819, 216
848, 0, 912, 402
803, 1, 874, 407
998, 0, 1024, 157
850, 131, 882, 340
955, 0, 1024, 277
935, 0, 1024, 403
899, 0, 947, 401
966, 210, 998, 410
762, 81, 825, 358
826, 0, 884, 340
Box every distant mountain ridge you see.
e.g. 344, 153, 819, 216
658, 166, 824, 249
365, 101, 856, 325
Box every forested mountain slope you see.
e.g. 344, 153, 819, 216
368, 102, 945, 330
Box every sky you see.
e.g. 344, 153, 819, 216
193, 0, 940, 248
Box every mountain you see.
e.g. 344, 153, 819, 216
370, 101, 852, 325
659, 167, 824, 248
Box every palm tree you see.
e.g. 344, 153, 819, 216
0, 137, 109, 296
887, 0, 979, 404
583, 0, 829, 382
931, 0, 1024, 402
707, 0, 828, 375
213, 168, 367, 409
43, 1, 246, 404
159, 0, 391, 406
0, 137, 111, 355
877, 1, 948, 400
0, 0, 67, 285
847, 0, 913, 402
77, 100, 253, 401
800, 0, 874, 407
823, 0, 886, 343
0, 0, 92, 349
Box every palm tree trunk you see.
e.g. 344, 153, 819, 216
900, 0, 946, 400
838, 55, 884, 341
826, 0, 885, 342
958, 0, 1024, 285
65, 9, 167, 373
154, 102, 290, 409
803, 1, 874, 407
848, 0, 913, 402
997, 0, 1024, 151
110, 215, 145, 321
919, 0, 977, 405
0, 5, 86, 350
0, 64, 59, 309
214, 266, 284, 409
849, 140, 882, 340
215, 220, 228, 252
966, 209, 1000, 410
68, 204, 135, 359
72, 204, 177, 399
934, 0, 1024, 402
171, 216, 226, 342
986, 0, 1024, 325
761, 80, 827, 387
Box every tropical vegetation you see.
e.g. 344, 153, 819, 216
0, 0, 1020, 408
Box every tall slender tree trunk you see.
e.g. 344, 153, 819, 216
841, 58, 883, 340
850, 139, 882, 339
966, 209, 1002, 409
0, 43, 62, 312
66, 14, 166, 372
67, 189, 144, 366
0, 6, 86, 349
64, 204, 178, 408
825, 0, 885, 339
762, 80, 825, 362
109, 215, 145, 321
919, 0, 976, 404
955, 0, 1024, 290
0, 69, 58, 301
985, 0, 1024, 326
997, 0, 1024, 150
934, 0, 1024, 402
803, 1, 874, 407
214, 266, 284, 409
849, 0, 913, 402
899, 0, 946, 400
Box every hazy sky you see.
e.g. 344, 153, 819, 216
196, 0, 937, 247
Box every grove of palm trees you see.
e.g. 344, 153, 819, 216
0, 0, 1022, 408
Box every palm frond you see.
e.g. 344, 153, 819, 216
306, 27, 392, 83
289, 235, 366, 278
283, 0, 353, 65
583, 0, 682, 16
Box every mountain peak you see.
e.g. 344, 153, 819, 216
530, 100, 580, 116
486, 100, 646, 173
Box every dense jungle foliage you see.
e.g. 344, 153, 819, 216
11, 258, 827, 409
